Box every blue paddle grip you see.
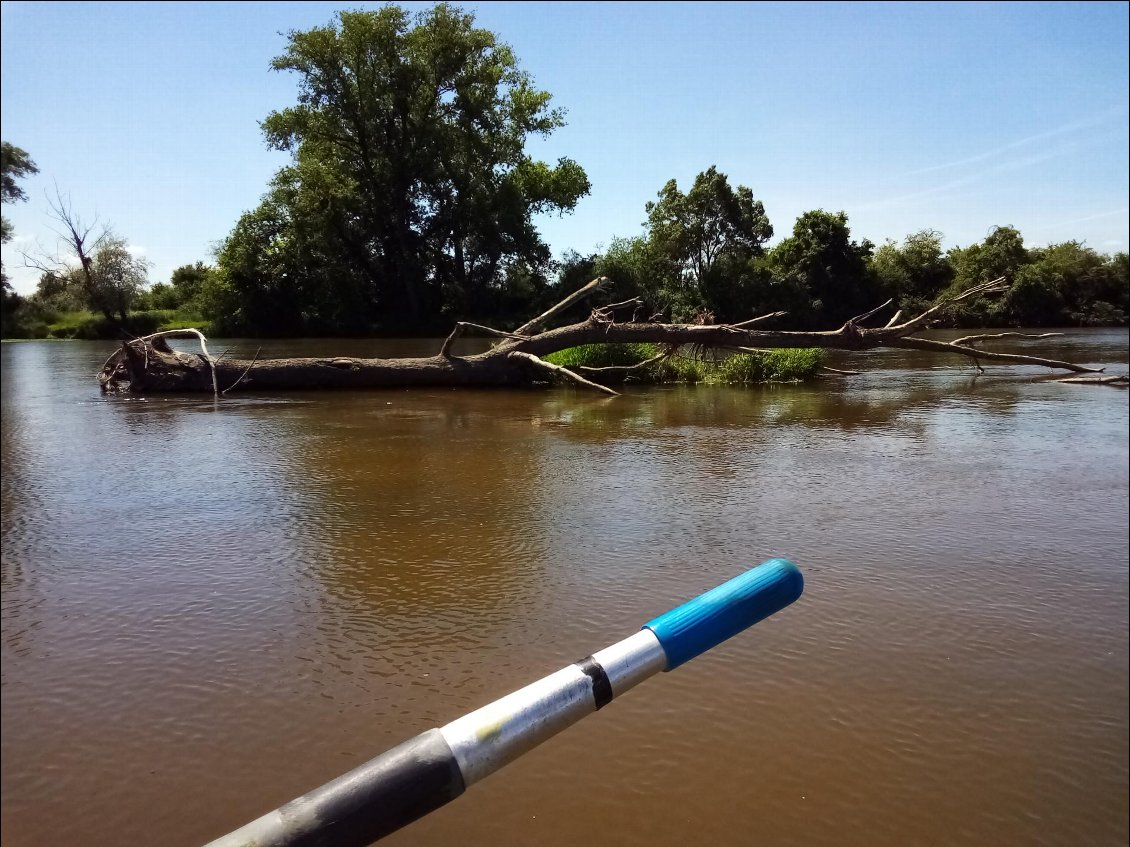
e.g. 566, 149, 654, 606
643, 559, 804, 670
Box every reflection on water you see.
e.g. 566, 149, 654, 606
2, 330, 1128, 847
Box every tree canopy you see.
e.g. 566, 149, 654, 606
212, 3, 589, 335
1, 142, 39, 334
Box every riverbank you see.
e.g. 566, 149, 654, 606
1, 308, 207, 340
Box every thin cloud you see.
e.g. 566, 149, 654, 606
896, 106, 1127, 178
854, 147, 1073, 213
1031, 208, 1130, 231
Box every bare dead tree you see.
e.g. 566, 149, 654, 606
97, 276, 1120, 396
20, 188, 119, 321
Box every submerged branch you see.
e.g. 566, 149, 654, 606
884, 336, 1101, 373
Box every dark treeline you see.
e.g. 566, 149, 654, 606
3, 4, 1127, 340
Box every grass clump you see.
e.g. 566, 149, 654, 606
716, 348, 825, 383
544, 342, 658, 370
544, 343, 824, 386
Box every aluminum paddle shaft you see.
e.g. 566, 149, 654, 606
205, 558, 804, 847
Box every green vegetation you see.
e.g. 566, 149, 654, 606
9, 307, 208, 340
2, 4, 1127, 341
545, 343, 824, 385
1, 142, 39, 337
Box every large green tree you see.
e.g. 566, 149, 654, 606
870, 229, 954, 314
766, 210, 875, 325
947, 226, 1029, 292
644, 166, 772, 320
1, 142, 39, 328
218, 3, 589, 334
1006, 241, 1128, 326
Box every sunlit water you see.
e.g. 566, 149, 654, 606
2, 331, 1127, 847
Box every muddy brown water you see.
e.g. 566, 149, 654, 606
2, 330, 1127, 847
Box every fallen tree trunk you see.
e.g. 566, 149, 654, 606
98, 277, 1116, 395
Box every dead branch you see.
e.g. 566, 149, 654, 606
844, 299, 895, 327
508, 351, 620, 396
440, 322, 530, 357
510, 277, 609, 337
952, 331, 1064, 346
888, 277, 1008, 333
728, 311, 788, 329
223, 347, 262, 395
885, 336, 1100, 373
577, 352, 670, 374
1053, 374, 1128, 386
596, 298, 645, 314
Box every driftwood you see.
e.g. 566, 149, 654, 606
98, 276, 1119, 396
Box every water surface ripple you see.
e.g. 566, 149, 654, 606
2, 331, 1127, 846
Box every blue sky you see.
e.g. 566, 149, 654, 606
1, 1, 1127, 295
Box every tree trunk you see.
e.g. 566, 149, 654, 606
98, 277, 1117, 395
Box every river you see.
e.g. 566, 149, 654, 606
1, 330, 1127, 847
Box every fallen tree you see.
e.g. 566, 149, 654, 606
97, 277, 1121, 396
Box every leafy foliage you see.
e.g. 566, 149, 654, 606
643, 166, 772, 320
1, 142, 39, 335
213, 3, 588, 335
871, 229, 953, 314
1, 142, 38, 206
764, 210, 874, 325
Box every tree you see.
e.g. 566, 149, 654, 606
217, 3, 589, 334
644, 166, 772, 320
90, 237, 149, 321
870, 229, 954, 313
941, 226, 1031, 325
21, 191, 147, 324
593, 237, 670, 311
948, 226, 1029, 291
1, 142, 38, 207
1, 142, 39, 331
169, 262, 212, 306
766, 210, 875, 325
1023, 242, 1128, 326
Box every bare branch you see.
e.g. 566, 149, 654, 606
223, 347, 263, 395
728, 311, 788, 329
844, 298, 894, 327
440, 321, 530, 357
886, 336, 1101, 374
1053, 374, 1128, 386
508, 350, 620, 396
883, 310, 903, 329
510, 277, 609, 338
577, 352, 669, 374
888, 277, 1009, 333
597, 298, 644, 313
952, 331, 1064, 346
